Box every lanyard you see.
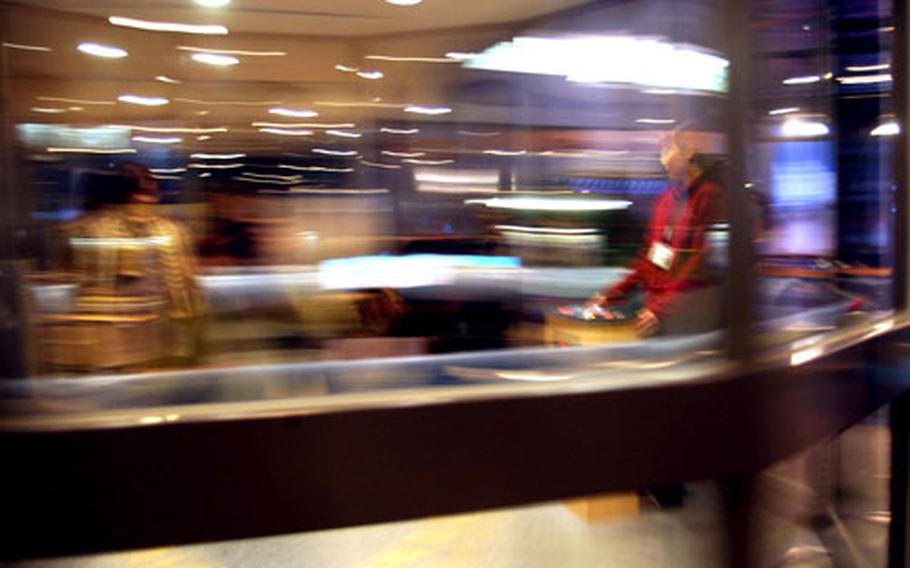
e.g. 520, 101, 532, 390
662, 183, 692, 244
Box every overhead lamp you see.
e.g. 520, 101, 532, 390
156, 75, 182, 84
781, 118, 830, 137
118, 94, 170, 106
335, 64, 358, 73
381, 127, 419, 134
191, 52, 239, 66
312, 148, 357, 156
385, 0, 423, 5
194, 0, 231, 6
782, 75, 822, 85
31, 107, 68, 114
133, 136, 182, 144
108, 16, 228, 35
769, 107, 800, 116
326, 129, 362, 138
269, 107, 318, 118
635, 118, 676, 125
871, 121, 900, 136
259, 128, 314, 136
190, 152, 245, 159
178, 45, 285, 56
77, 42, 128, 58
404, 105, 452, 115
465, 196, 632, 211
356, 70, 384, 80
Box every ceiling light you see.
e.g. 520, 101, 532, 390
403, 158, 454, 165
836, 73, 892, 84
278, 164, 354, 172
312, 148, 358, 156
484, 149, 527, 156
38, 96, 114, 105
365, 55, 455, 63
197, 135, 211, 140
871, 121, 900, 136
77, 42, 128, 58
191, 52, 239, 66
465, 196, 632, 211
782, 75, 822, 85
781, 118, 830, 137
68, 106, 84, 111
187, 162, 244, 169
315, 100, 406, 109
381, 127, 419, 134
199, 172, 212, 178
458, 130, 499, 137
845, 63, 890, 72
112, 125, 226, 133
335, 64, 358, 73
178, 45, 285, 56
361, 160, 402, 169
109, 16, 228, 35
382, 150, 425, 158
133, 136, 182, 144
356, 70, 384, 80
3, 42, 51, 52
445, 52, 476, 60
385, 0, 423, 5
31, 107, 67, 114
47, 147, 137, 154
635, 118, 676, 124
769, 107, 800, 116
118, 94, 170, 106
404, 105, 452, 115
175, 97, 281, 106
156, 75, 182, 84
194, 0, 231, 7
150, 168, 187, 173
252, 121, 355, 129
269, 107, 318, 118
259, 128, 314, 136
191, 152, 245, 159
326, 129, 362, 138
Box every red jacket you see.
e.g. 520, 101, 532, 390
606, 178, 726, 317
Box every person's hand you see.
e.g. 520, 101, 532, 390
635, 308, 660, 337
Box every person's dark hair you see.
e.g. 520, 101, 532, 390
79, 171, 138, 211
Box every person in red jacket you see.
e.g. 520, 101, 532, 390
591, 128, 727, 337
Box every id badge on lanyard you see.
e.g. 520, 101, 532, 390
647, 191, 687, 271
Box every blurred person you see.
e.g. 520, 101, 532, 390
42, 167, 205, 371
590, 127, 727, 337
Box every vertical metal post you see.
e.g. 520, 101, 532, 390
890, 392, 910, 568
723, 0, 755, 360
893, 0, 909, 312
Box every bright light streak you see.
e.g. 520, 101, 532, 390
282, 188, 384, 194
195, 0, 231, 6
139, 416, 165, 425
233, 176, 301, 185
155, 75, 182, 84
334, 64, 358, 73
769, 107, 801, 116
361, 160, 402, 169
403, 158, 454, 165
152, 174, 183, 180
48, 147, 137, 154
269, 107, 318, 118
315, 101, 406, 109
77, 42, 128, 58
356, 70, 384, 80
175, 97, 281, 106
31, 107, 67, 114
494, 224, 599, 235
790, 346, 823, 366
259, 128, 314, 136
458, 130, 500, 137
635, 118, 676, 124
252, 121, 355, 129
415, 170, 498, 184
241, 172, 302, 181
326, 129, 362, 138
179, 45, 285, 56
404, 105, 452, 115
38, 96, 114, 105
465, 196, 632, 211
845, 63, 890, 72
381, 127, 419, 134
112, 125, 227, 133
191, 152, 245, 159
199, 172, 212, 178
382, 150, 425, 158
118, 94, 169, 106
483, 149, 527, 156
467, 36, 729, 93
191, 52, 239, 66
496, 371, 573, 382
187, 162, 244, 169
150, 167, 187, 173
781, 118, 830, 137
3, 42, 51, 52
641, 88, 677, 95
871, 121, 900, 136
445, 52, 476, 60
133, 136, 182, 144
418, 184, 498, 194
197, 110, 210, 116
385, 0, 423, 5
109, 16, 228, 35
278, 164, 354, 172
365, 55, 456, 63
782, 75, 822, 85
197, 135, 211, 140
312, 148, 358, 156
836, 73, 892, 84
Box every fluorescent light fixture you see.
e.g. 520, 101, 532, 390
782, 75, 822, 85
112, 125, 227, 133
118, 94, 169, 106
179, 45, 285, 56
465, 196, 632, 211
175, 97, 281, 106
356, 70, 384, 80
269, 107, 318, 118
365, 55, 455, 63
871, 121, 900, 136
31, 107, 67, 114
155, 75, 182, 84
769, 107, 800, 116
312, 148, 357, 156
403, 158, 454, 165
197, 135, 211, 140
187, 162, 244, 169
133, 136, 182, 144
47, 147, 137, 154
191, 52, 239, 66
108, 16, 228, 35
381, 127, 419, 134
195, 0, 231, 7
335, 64, 358, 73
252, 121, 354, 129
385, 0, 423, 5
404, 105, 452, 115
781, 118, 830, 137
77, 42, 128, 58
38, 96, 114, 105
483, 149, 527, 156
495, 224, 598, 235
326, 129, 362, 138
361, 159, 402, 169
382, 150, 425, 158
836, 73, 892, 84
845, 63, 890, 72
191, 152, 245, 159
150, 167, 187, 173
259, 127, 314, 136
3, 42, 51, 52
466, 36, 729, 93
635, 118, 676, 125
